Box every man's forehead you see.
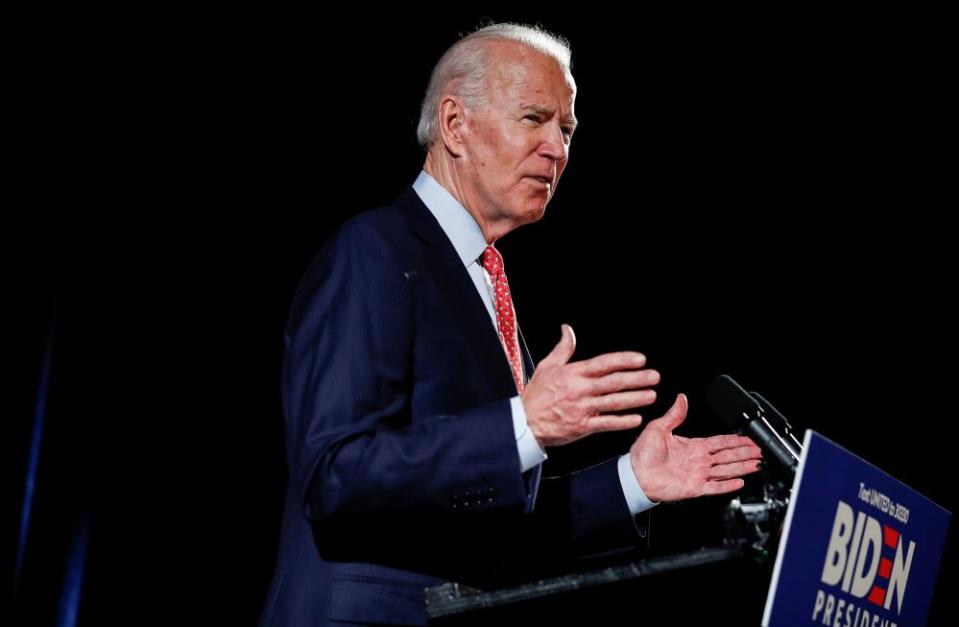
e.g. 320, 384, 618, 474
486, 41, 573, 81
486, 48, 575, 98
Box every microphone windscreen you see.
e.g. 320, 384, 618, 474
706, 374, 760, 430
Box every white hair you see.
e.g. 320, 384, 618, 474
416, 23, 572, 150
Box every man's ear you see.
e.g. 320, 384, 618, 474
437, 95, 467, 157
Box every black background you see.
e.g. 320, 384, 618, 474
9, 9, 955, 625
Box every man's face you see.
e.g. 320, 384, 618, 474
458, 43, 577, 232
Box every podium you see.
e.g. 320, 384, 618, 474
425, 431, 951, 626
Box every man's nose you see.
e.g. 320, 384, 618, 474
537, 122, 567, 161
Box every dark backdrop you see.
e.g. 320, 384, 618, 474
9, 10, 954, 625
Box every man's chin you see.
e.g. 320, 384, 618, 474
518, 201, 549, 225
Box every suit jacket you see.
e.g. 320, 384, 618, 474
260, 187, 645, 626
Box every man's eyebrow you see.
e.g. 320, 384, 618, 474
519, 104, 578, 130
520, 104, 551, 115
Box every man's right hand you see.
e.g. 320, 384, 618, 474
521, 324, 659, 448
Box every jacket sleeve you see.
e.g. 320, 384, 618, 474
529, 458, 648, 568
282, 219, 528, 524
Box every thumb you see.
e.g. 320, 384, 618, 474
541, 324, 576, 367
652, 393, 688, 433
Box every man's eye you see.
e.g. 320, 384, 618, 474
562, 127, 573, 137
524, 114, 540, 122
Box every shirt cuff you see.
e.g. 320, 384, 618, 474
617, 454, 658, 515
511, 395, 547, 472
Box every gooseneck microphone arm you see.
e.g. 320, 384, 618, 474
749, 391, 803, 461
705, 375, 801, 475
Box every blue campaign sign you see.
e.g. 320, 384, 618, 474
763, 430, 951, 626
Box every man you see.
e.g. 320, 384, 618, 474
261, 23, 762, 626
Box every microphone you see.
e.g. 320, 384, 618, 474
705, 374, 800, 475
750, 392, 803, 461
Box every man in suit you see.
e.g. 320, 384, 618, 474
261, 23, 762, 626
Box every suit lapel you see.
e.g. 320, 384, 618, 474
397, 188, 518, 397
397, 187, 543, 508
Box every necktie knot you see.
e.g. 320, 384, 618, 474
481, 245, 503, 275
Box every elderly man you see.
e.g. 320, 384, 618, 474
261, 23, 762, 627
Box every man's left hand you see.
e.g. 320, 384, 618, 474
629, 393, 763, 503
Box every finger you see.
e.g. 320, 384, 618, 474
648, 393, 687, 432
708, 459, 762, 480
575, 351, 647, 377
540, 324, 577, 368
591, 369, 660, 395
706, 434, 761, 453
710, 445, 764, 465
701, 479, 746, 496
584, 413, 644, 434
590, 390, 657, 413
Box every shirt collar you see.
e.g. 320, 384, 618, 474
412, 170, 488, 267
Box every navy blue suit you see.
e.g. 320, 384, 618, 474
261, 188, 645, 626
